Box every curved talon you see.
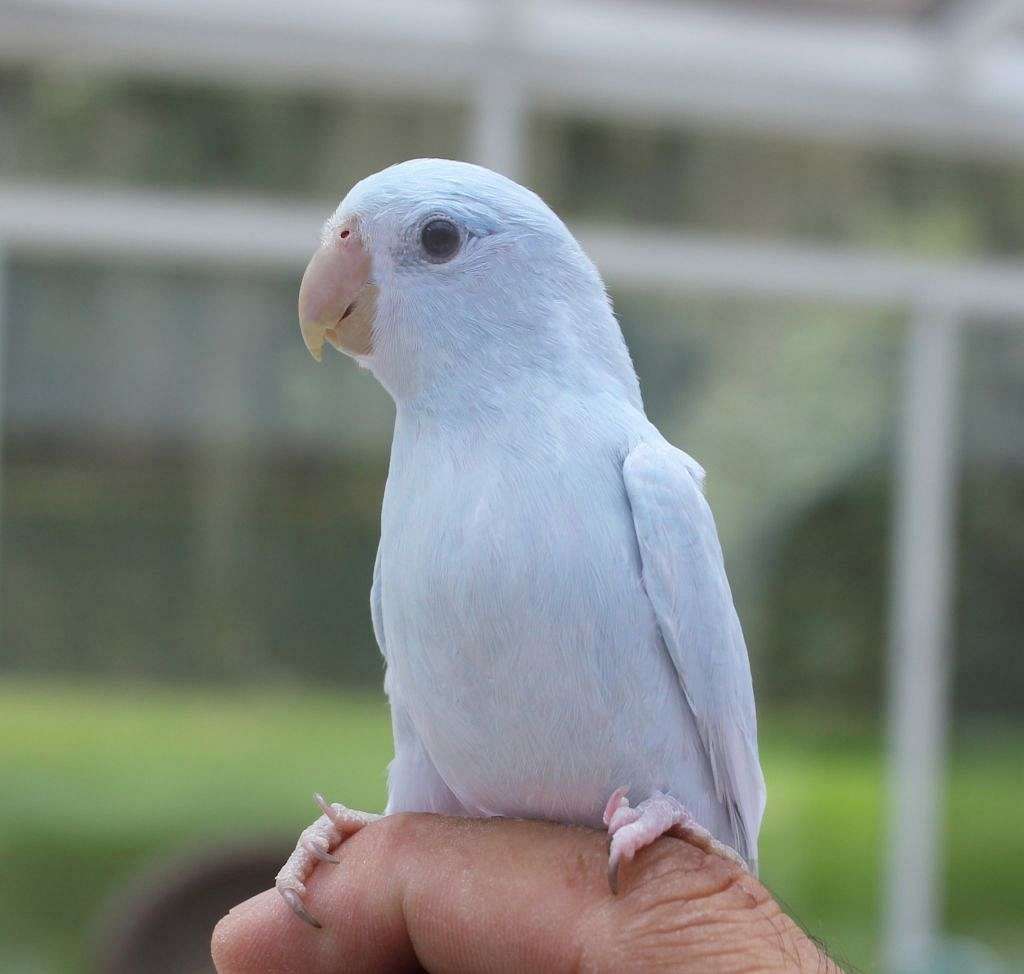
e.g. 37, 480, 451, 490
314, 792, 341, 824
280, 887, 322, 929
602, 789, 748, 898
304, 836, 340, 864
608, 851, 621, 894
277, 794, 378, 929
602, 786, 631, 827
607, 804, 641, 835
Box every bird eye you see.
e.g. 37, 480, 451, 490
420, 218, 460, 262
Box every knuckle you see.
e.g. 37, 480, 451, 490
366, 810, 427, 856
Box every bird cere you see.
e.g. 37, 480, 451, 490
278, 159, 766, 927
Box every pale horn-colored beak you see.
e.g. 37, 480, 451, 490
297, 220, 375, 362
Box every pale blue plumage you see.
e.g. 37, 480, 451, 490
624, 442, 765, 866
340, 159, 765, 867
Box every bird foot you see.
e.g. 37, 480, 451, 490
275, 793, 381, 928
603, 787, 746, 894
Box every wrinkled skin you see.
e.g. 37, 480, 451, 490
214, 816, 837, 974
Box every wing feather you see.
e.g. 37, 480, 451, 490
623, 441, 765, 868
371, 545, 387, 659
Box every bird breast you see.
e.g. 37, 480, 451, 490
376, 424, 694, 822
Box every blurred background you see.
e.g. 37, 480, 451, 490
0, 1, 1022, 971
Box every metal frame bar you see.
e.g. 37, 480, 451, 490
884, 304, 963, 973
3, 181, 1024, 314
3, 0, 1024, 159
468, 1, 527, 180
0, 245, 6, 580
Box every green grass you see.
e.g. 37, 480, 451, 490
1, 681, 1021, 973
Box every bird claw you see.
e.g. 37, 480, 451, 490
276, 792, 382, 929
607, 829, 638, 895
314, 791, 340, 823
280, 887, 322, 929
607, 850, 622, 895
603, 788, 745, 894
304, 836, 340, 864
602, 786, 631, 827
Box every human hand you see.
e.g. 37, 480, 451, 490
212, 814, 837, 973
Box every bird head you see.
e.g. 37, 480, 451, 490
298, 158, 639, 412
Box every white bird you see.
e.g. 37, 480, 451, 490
276, 159, 766, 927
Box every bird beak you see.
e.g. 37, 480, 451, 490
297, 220, 375, 362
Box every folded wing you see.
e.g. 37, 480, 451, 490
623, 441, 766, 869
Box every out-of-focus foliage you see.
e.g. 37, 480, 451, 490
1, 67, 1022, 716
0, 67, 465, 196
2, 683, 1022, 974
762, 467, 1024, 715
4, 66, 1024, 255
759, 324, 1024, 715
2, 255, 392, 685
531, 115, 1024, 257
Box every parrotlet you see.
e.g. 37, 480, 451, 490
276, 159, 766, 927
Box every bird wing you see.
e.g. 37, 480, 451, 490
371, 545, 387, 660
623, 440, 766, 867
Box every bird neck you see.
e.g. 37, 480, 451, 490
375, 291, 642, 428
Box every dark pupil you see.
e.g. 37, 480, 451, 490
421, 219, 459, 260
